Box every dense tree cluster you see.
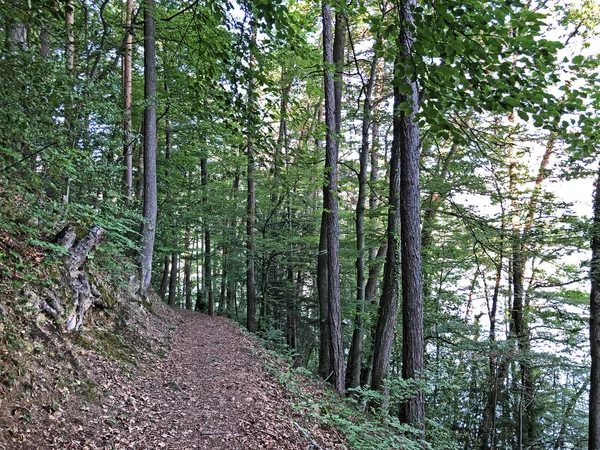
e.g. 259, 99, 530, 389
1, 0, 599, 447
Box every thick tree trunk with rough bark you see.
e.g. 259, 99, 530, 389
370, 95, 400, 397
317, 208, 331, 379
590, 162, 600, 450
396, 0, 425, 429
322, 1, 344, 395
139, 0, 158, 295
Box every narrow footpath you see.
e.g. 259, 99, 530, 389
110, 310, 320, 449
4, 309, 342, 449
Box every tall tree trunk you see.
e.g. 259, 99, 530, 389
138, 0, 157, 294
316, 100, 331, 380
137, 123, 145, 200
40, 29, 50, 56
220, 245, 228, 315
158, 254, 170, 299
317, 208, 331, 379
370, 93, 401, 399
347, 52, 378, 390
184, 228, 192, 310
322, 1, 344, 395
122, 0, 134, 204
590, 162, 600, 450
168, 252, 178, 306
246, 39, 257, 331
285, 267, 297, 351
478, 246, 504, 450
195, 231, 203, 312
201, 157, 214, 316
65, 0, 75, 73
395, 0, 424, 431
365, 243, 387, 304
205, 228, 214, 316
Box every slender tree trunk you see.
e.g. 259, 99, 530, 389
478, 248, 504, 450
322, 1, 344, 394
363, 241, 386, 301
195, 231, 203, 311
122, 0, 134, 203
205, 229, 214, 316
285, 266, 297, 351
200, 157, 214, 316
246, 82, 257, 331
220, 245, 228, 315
589, 162, 600, 450
184, 228, 192, 310
40, 29, 50, 56
347, 52, 378, 390
137, 121, 145, 201
65, 0, 75, 73
158, 254, 170, 299
138, 0, 157, 294
168, 252, 177, 306
554, 380, 586, 450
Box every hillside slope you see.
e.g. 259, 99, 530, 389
0, 292, 344, 449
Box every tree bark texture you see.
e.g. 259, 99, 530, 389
168, 252, 177, 306
139, 0, 158, 295
322, 0, 344, 395
246, 35, 257, 332
43, 225, 107, 331
184, 228, 192, 310
205, 228, 214, 316
201, 157, 214, 316
317, 207, 331, 379
158, 254, 170, 299
65, 0, 75, 73
590, 162, 600, 450
122, 0, 134, 204
347, 52, 378, 390
395, 0, 425, 431
370, 93, 401, 397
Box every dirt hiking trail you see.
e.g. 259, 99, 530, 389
2, 309, 343, 449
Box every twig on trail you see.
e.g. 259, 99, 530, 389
198, 431, 235, 436
294, 422, 323, 450
258, 429, 279, 440
240, 419, 279, 440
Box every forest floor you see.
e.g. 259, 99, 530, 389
0, 305, 345, 449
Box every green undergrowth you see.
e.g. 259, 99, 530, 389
252, 338, 425, 450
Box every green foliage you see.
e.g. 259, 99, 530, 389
0, 0, 596, 447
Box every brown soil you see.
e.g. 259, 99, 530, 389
1, 307, 344, 449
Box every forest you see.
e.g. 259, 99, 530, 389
1, 0, 599, 448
